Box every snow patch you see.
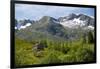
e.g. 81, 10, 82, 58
17, 23, 31, 30
88, 26, 94, 30
25, 23, 31, 26
62, 18, 67, 22
90, 16, 94, 19
53, 20, 59, 23
83, 25, 94, 30
60, 18, 86, 28
15, 27, 17, 29
20, 23, 31, 29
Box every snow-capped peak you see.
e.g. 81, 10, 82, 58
60, 18, 86, 28
15, 23, 31, 30
20, 23, 31, 29
15, 13, 94, 30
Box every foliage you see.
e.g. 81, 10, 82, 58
40, 50, 62, 64
87, 31, 94, 44
15, 36, 95, 67
15, 38, 40, 67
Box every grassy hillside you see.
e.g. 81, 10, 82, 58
15, 37, 95, 67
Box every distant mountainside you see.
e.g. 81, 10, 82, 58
15, 19, 35, 30
15, 13, 94, 30
15, 13, 94, 41
58, 13, 94, 29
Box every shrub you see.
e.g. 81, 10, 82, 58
75, 46, 94, 62
87, 31, 94, 44
40, 50, 62, 64
15, 38, 40, 67
60, 54, 76, 63
15, 38, 95, 66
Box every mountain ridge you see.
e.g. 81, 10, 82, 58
15, 13, 94, 41
15, 13, 94, 30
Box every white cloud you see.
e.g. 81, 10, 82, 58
15, 4, 94, 20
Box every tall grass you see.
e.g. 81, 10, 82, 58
15, 37, 95, 67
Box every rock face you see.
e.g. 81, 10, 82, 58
58, 13, 77, 22
58, 13, 94, 28
33, 42, 45, 51
33, 42, 47, 57
15, 19, 35, 30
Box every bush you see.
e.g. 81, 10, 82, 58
15, 38, 40, 67
15, 38, 95, 67
34, 51, 45, 57
87, 31, 94, 44
75, 47, 94, 62
60, 54, 76, 63
40, 50, 62, 64
60, 44, 94, 63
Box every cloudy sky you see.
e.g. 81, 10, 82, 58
15, 4, 95, 20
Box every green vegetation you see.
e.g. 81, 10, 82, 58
15, 14, 95, 67
15, 31, 95, 67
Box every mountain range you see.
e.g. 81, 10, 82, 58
15, 13, 94, 41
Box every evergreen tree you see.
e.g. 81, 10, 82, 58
87, 31, 94, 43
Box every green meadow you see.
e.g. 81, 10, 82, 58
15, 32, 95, 67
